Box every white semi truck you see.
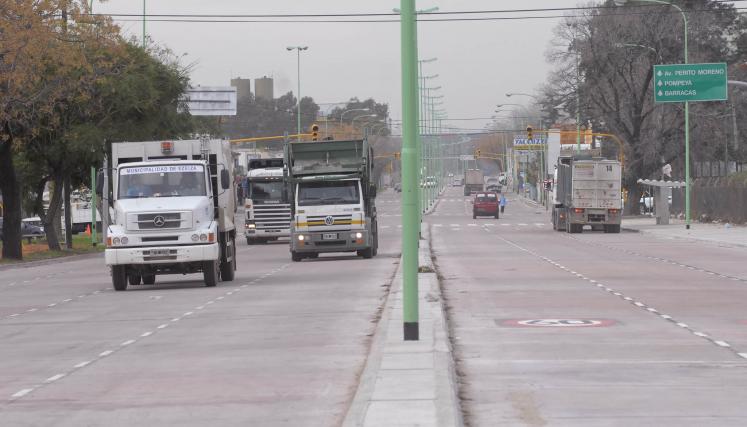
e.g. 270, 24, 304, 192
285, 139, 378, 261
244, 158, 291, 244
99, 138, 237, 291
551, 155, 622, 233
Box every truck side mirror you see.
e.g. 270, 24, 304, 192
95, 170, 105, 196
220, 169, 230, 190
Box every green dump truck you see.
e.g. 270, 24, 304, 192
285, 139, 379, 261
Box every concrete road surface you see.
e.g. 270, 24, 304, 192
0, 190, 403, 426
430, 187, 747, 426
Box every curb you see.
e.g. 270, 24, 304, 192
343, 225, 464, 427
622, 225, 747, 248
0, 251, 104, 272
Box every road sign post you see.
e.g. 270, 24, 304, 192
653, 62, 727, 229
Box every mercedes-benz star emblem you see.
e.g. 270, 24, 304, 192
153, 215, 166, 227
324, 216, 335, 226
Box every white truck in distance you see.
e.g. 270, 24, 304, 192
244, 158, 291, 244
551, 155, 622, 233
100, 138, 237, 291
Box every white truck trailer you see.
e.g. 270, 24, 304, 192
99, 138, 237, 291
244, 158, 291, 244
551, 155, 622, 233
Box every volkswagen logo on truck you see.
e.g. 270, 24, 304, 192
324, 216, 335, 226
153, 215, 166, 228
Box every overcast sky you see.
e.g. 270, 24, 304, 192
94, 1, 597, 132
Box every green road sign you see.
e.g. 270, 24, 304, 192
654, 63, 727, 103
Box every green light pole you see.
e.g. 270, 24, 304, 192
616, 0, 690, 229
287, 46, 309, 141
142, 0, 146, 47
399, 0, 419, 341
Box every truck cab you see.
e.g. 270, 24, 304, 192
102, 139, 237, 290
244, 158, 291, 244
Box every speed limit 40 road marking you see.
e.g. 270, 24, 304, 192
499, 319, 616, 328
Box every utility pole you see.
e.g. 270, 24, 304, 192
400, 0, 419, 341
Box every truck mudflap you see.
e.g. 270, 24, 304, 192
105, 243, 219, 265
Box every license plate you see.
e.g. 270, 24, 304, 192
322, 233, 338, 240
148, 249, 170, 256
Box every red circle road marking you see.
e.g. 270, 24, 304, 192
499, 319, 617, 328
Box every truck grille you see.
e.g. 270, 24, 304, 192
306, 214, 353, 227
252, 204, 291, 230
135, 213, 184, 230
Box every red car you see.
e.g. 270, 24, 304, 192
473, 192, 500, 219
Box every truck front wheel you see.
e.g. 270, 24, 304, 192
203, 260, 219, 287
358, 247, 374, 259
128, 274, 141, 286
112, 266, 127, 291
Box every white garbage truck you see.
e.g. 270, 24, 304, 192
99, 138, 237, 291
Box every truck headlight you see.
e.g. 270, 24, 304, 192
247, 223, 256, 229
112, 237, 121, 245
191, 234, 200, 242
350, 232, 363, 239
298, 235, 305, 241
200, 233, 208, 242
120, 237, 129, 245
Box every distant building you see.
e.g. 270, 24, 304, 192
255, 76, 274, 101
230, 77, 252, 101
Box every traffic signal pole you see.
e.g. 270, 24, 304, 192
400, 0, 419, 340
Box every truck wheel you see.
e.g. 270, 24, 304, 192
112, 266, 128, 291
372, 234, 379, 256
605, 224, 621, 234
203, 260, 219, 287
220, 238, 236, 282
569, 224, 582, 234
246, 237, 253, 245
128, 274, 141, 286
358, 247, 374, 259
143, 275, 156, 285
291, 251, 303, 262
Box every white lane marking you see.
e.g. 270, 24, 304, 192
206, 300, 215, 305
468, 223, 477, 227
27, 308, 37, 312
183, 312, 193, 316
12, 389, 34, 398
450, 224, 460, 227
693, 332, 709, 338
714, 341, 731, 347
196, 306, 205, 310
63, 298, 72, 303
48, 303, 57, 307
216, 296, 224, 300
121, 340, 135, 346
501, 223, 511, 226
44, 374, 65, 383
141, 331, 153, 337
739, 353, 747, 359
660, 315, 672, 320
99, 350, 113, 357
157, 324, 168, 329
518, 223, 528, 226
74, 361, 91, 369
677, 323, 689, 328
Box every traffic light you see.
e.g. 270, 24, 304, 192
526, 125, 533, 141
476, 149, 481, 159
310, 123, 319, 141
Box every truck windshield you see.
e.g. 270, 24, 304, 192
249, 181, 284, 201
118, 165, 207, 199
297, 181, 360, 206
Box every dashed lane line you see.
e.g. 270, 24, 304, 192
565, 234, 747, 284
8, 263, 290, 402
2, 288, 108, 321
483, 225, 747, 361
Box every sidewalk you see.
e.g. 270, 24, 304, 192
343, 226, 463, 427
622, 217, 747, 248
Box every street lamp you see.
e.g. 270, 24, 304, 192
615, 0, 691, 229
506, 92, 539, 100
351, 114, 378, 137
287, 46, 309, 141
